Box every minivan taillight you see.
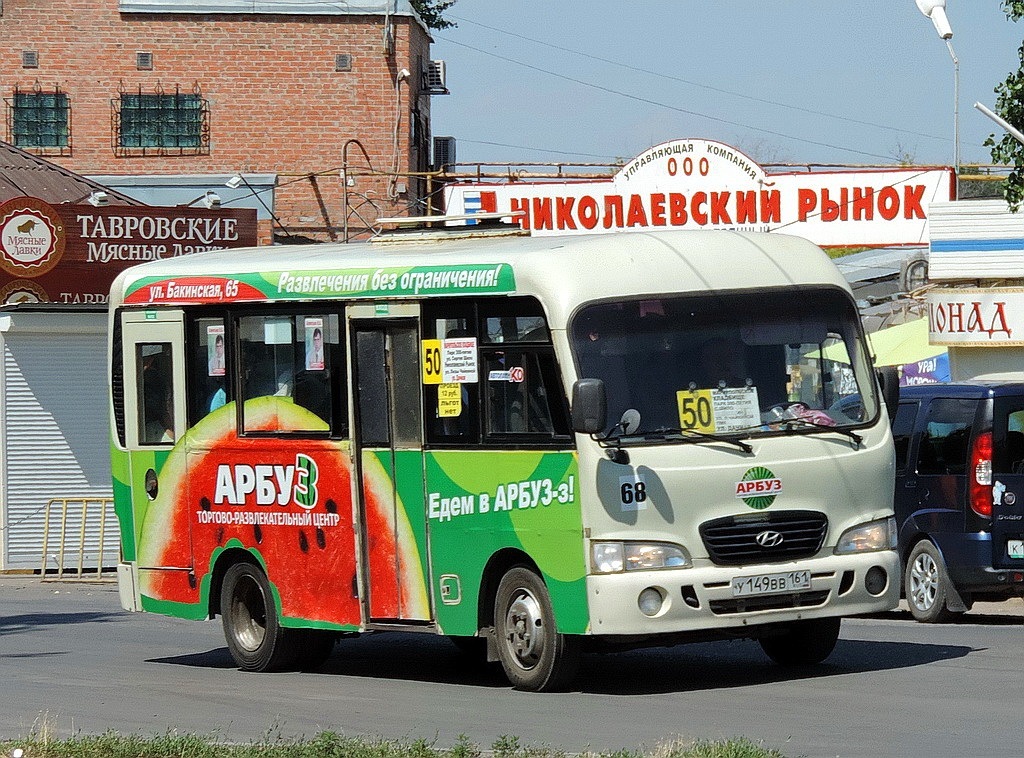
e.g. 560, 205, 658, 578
970, 430, 993, 518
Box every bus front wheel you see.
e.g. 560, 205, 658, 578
220, 561, 297, 672
494, 566, 579, 691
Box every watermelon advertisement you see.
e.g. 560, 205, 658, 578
114, 397, 587, 633
114, 398, 363, 629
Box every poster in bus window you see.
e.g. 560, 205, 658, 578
437, 382, 462, 417
305, 317, 325, 371
207, 324, 225, 377
442, 336, 478, 383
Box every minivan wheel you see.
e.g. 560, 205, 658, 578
905, 540, 960, 623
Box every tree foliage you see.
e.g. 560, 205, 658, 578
410, 0, 456, 30
988, 2, 1024, 209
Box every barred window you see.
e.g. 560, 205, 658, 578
112, 84, 209, 156
5, 87, 71, 154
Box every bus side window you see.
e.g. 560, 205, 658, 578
423, 306, 480, 445
237, 313, 342, 436
293, 313, 346, 435
477, 296, 570, 444
138, 343, 175, 445
189, 317, 229, 425
483, 348, 569, 438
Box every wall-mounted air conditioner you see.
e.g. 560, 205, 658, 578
423, 60, 449, 95
433, 136, 456, 170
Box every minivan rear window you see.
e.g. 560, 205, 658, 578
994, 401, 1024, 475
916, 398, 978, 476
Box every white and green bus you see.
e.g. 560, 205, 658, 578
109, 225, 900, 691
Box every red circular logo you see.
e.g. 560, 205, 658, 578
0, 196, 65, 278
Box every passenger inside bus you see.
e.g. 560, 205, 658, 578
294, 368, 330, 422
242, 342, 294, 400
139, 345, 175, 444
142, 376, 174, 444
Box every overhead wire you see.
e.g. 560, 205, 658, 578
452, 138, 623, 160
435, 36, 898, 162
446, 15, 948, 145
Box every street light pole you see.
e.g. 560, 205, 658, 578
915, 0, 958, 173
975, 101, 1024, 147
946, 38, 960, 173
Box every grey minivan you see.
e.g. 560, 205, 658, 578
892, 383, 1024, 621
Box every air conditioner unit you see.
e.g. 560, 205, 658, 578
423, 60, 449, 95
433, 136, 456, 170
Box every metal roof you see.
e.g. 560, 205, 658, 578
0, 141, 143, 207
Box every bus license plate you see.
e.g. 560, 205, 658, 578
732, 570, 811, 597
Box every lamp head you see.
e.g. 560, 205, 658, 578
915, 0, 952, 39
202, 191, 221, 209
225, 175, 244, 189
87, 191, 109, 207
396, 68, 411, 82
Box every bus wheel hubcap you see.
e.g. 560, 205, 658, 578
232, 576, 267, 651
504, 589, 545, 668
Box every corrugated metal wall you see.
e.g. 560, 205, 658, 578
928, 199, 1024, 280
1, 322, 116, 571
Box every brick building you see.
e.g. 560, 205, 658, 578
0, 0, 442, 243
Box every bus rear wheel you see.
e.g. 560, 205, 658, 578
758, 617, 841, 666
494, 566, 579, 691
221, 561, 297, 672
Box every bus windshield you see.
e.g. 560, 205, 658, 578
570, 288, 878, 439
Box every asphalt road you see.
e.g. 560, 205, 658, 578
2, 575, 1021, 758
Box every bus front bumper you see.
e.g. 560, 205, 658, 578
585, 550, 899, 636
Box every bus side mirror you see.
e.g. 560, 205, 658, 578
876, 366, 899, 424
572, 378, 607, 434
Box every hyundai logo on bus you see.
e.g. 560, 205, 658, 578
755, 530, 785, 548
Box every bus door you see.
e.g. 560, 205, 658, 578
349, 305, 431, 622
118, 309, 190, 581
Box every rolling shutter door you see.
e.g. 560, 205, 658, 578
2, 330, 115, 571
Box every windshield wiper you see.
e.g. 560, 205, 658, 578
642, 427, 753, 454
778, 416, 863, 446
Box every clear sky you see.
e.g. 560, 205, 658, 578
429, 1, 1024, 170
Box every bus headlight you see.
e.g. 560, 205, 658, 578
834, 517, 897, 554
591, 542, 691, 573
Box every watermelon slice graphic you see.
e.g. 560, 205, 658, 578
137, 397, 359, 626
359, 452, 430, 620
135, 396, 429, 628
